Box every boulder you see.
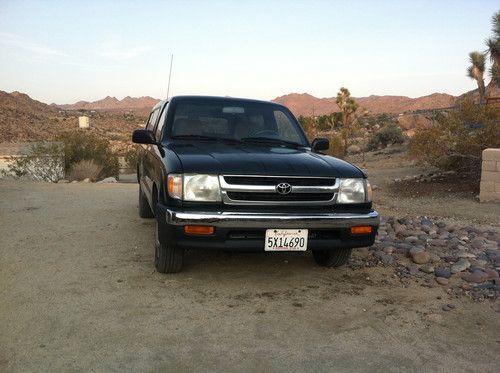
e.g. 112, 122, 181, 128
411, 251, 430, 264
98, 177, 118, 183
435, 277, 449, 286
397, 114, 433, 131
451, 259, 471, 273
461, 271, 489, 283
346, 144, 361, 155
434, 267, 451, 279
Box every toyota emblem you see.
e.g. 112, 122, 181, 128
275, 182, 292, 195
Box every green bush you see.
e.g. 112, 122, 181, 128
68, 160, 103, 181
298, 115, 317, 141
360, 113, 397, 129
58, 130, 119, 178
410, 98, 500, 177
4, 143, 64, 182
366, 124, 406, 151
326, 134, 344, 157
316, 112, 342, 132
297, 115, 345, 157
124, 145, 140, 170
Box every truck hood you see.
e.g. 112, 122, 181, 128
168, 142, 364, 178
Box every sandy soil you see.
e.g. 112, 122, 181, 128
0, 180, 499, 372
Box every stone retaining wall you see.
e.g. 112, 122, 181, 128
480, 148, 500, 202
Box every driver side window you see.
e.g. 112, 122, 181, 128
155, 104, 168, 140
146, 109, 159, 132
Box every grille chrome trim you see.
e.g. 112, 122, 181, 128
219, 175, 339, 205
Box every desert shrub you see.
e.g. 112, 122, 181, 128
326, 134, 344, 157
297, 116, 344, 157
410, 98, 500, 177
4, 143, 64, 182
316, 112, 342, 132
360, 113, 397, 129
68, 160, 103, 181
123, 145, 140, 170
58, 130, 119, 178
298, 115, 317, 141
366, 124, 406, 151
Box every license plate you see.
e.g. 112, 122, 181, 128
265, 229, 308, 251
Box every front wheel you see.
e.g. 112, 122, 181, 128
154, 219, 184, 273
138, 184, 154, 218
312, 248, 352, 267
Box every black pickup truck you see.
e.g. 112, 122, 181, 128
132, 96, 379, 273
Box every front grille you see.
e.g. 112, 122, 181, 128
220, 174, 339, 205
223, 176, 335, 186
227, 192, 334, 202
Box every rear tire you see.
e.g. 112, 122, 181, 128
312, 248, 352, 267
138, 184, 154, 218
154, 219, 184, 273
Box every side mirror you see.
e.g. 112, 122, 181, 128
132, 129, 155, 145
311, 138, 329, 152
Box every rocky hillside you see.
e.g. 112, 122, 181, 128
0, 89, 471, 143
273, 92, 456, 116
58, 91, 459, 116
0, 90, 147, 143
56, 96, 160, 111
0, 90, 65, 142
1, 91, 59, 115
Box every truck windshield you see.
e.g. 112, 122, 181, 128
169, 100, 308, 146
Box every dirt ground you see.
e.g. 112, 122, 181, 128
0, 178, 499, 372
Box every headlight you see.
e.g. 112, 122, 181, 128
337, 178, 371, 203
167, 174, 222, 201
184, 174, 221, 202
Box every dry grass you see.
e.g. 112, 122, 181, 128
68, 160, 103, 182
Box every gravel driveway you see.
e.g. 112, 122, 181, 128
0, 180, 498, 372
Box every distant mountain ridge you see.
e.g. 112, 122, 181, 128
56, 96, 160, 111
55, 92, 457, 115
0, 89, 464, 143
1, 90, 64, 142
272, 92, 456, 116
0, 90, 150, 142
2, 91, 59, 115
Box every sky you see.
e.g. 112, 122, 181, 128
0, 0, 498, 104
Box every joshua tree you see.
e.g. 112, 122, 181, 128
486, 11, 500, 86
467, 51, 486, 104
493, 10, 500, 35
335, 87, 359, 153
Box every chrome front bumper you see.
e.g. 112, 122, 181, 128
165, 209, 380, 229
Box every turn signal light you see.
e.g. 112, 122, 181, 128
167, 174, 182, 199
184, 225, 215, 235
351, 226, 373, 235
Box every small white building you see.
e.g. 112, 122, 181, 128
79, 116, 90, 129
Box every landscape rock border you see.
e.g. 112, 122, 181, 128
350, 215, 500, 302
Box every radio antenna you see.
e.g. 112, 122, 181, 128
166, 54, 174, 100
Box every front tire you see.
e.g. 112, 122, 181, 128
138, 184, 154, 218
154, 219, 184, 273
312, 248, 352, 267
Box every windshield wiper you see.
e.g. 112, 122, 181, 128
241, 137, 304, 148
171, 134, 242, 144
